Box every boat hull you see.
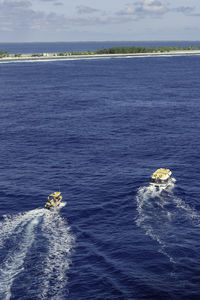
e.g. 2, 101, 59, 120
45, 202, 61, 209
149, 178, 175, 190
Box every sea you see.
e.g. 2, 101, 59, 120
0, 41, 200, 300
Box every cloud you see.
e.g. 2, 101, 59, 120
69, 16, 130, 26
142, 0, 168, 14
117, 0, 200, 19
174, 6, 195, 14
0, 0, 67, 32
0, 0, 200, 41
76, 5, 100, 15
0, 0, 115, 35
38, 0, 64, 6
3, 0, 32, 9
54, 2, 63, 6
118, 0, 168, 17
39, 0, 61, 2
173, 6, 200, 16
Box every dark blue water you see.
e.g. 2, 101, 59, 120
0, 41, 200, 54
1, 51, 200, 300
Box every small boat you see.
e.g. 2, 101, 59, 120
45, 192, 62, 209
149, 168, 174, 189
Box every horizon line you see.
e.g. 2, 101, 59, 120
0, 40, 200, 44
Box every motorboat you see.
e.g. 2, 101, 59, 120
45, 192, 62, 209
149, 168, 174, 189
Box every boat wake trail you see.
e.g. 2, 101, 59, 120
0, 206, 74, 300
136, 185, 176, 263
136, 184, 200, 265
172, 196, 200, 227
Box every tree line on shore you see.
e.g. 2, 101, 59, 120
95, 45, 200, 54
0, 51, 9, 58
1, 46, 200, 58
42, 45, 200, 56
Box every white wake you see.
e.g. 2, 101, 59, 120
135, 182, 200, 264
136, 185, 176, 263
0, 205, 74, 300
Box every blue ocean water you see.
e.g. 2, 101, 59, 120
0, 46, 200, 299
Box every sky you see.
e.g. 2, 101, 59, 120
0, 0, 200, 42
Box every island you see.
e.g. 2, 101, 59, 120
1, 46, 200, 61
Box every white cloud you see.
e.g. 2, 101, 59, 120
3, 0, 32, 9
0, 0, 200, 41
39, 0, 63, 5
76, 5, 100, 14
118, 0, 168, 17
0, 0, 123, 34
173, 6, 196, 15
0, 0, 67, 32
143, 0, 167, 14
117, 0, 200, 18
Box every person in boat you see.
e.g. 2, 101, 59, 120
52, 193, 62, 204
54, 195, 59, 203
48, 194, 56, 205
46, 192, 62, 208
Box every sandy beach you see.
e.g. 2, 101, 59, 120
1, 49, 200, 62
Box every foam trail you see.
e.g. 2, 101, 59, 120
0, 209, 43, 247
135, 181, 200, 265
0, 210, 44, 300
135, 185, 176, 263
173, 197, 200, 227
38, 209, 74, 299
0, 205, 74, 300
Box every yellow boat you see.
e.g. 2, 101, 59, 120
45, 192, 62, 209
150, 168, 173, 188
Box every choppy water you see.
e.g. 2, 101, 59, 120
0, 44, 200, 299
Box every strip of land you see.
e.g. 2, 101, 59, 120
1, 48, 200, 62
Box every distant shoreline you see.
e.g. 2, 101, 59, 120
1, 50, 200, 62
